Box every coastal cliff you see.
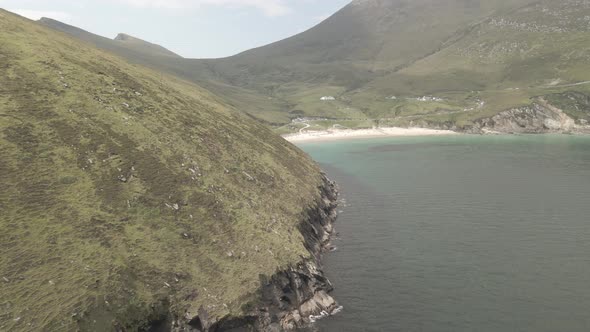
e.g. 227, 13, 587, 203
0, 11, 341, 332
469, 98, 588, 134
422, 97, 590, 135
169, 175, 340, 331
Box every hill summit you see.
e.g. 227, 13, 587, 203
113, 32, 180, 58
39, 17, 181, 58
113, 33, 137, 41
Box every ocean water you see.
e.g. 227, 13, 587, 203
298, 135, 590, 332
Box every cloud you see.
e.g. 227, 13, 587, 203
2, 0, 297, 18
119, 0, 293, 16
8, 9, 71, 21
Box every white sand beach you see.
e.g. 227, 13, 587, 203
283, 127, 458, 143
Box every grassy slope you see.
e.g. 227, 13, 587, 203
38, 1, 538, 125
356, 0, 590, 126
198, 0, 539, 125
0, 10, 326, 331
210, 0, 535, 88
36, 18, 291, 125
39, 18, 181, 59
206, 0, 590, 129
36, 0, 590, 130
273, 0, 590, 130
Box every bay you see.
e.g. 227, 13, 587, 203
298, 135, 590, 332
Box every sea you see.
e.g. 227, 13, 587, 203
297, 135, 590, 332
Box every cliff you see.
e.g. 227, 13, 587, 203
417, 96, 590, 135
0, 10, 339, 332
170, 176, 340, 331
470, 98, 590, 135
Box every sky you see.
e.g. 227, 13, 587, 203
1, 0, 350, 58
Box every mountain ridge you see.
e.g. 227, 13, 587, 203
36, 0, 590, 133
112, 32, 181, 58
38, 17, 181, 58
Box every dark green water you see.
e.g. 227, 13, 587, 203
298, 135, 590, 332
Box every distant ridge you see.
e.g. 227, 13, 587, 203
113, 32, 180, 58
38, 17, 181, 58
114, 33, 138, 41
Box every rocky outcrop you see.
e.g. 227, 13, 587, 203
167, 175, 340, 332
469, 99, 572, 134
415, 97, 590, 135
461, 98, 590, 135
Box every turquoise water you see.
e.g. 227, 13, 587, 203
299, 135, 590, 332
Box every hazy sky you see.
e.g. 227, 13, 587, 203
1, 0, 350, 58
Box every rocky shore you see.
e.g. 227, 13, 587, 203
167, 175, 340, 331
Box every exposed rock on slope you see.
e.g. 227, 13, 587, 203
472, 98, 587, 134
113, 33, 181, 58
416, 98, 590, 135
176, 176, 340, 331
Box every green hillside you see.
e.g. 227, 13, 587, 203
207, 0, 535, 88
37, 0, 590, 132
353, 0, 590, 127
0, 10, 332, 331
36, 18, 290, 125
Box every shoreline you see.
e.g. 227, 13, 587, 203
283, 127, 459, 143
186, 175, 341, 331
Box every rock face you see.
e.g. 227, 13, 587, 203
169, 175, 340, 331
416, 97, 590, 135
434, 98, 590, 135
470, 99, 577, 134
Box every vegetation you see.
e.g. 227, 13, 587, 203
0, 10, 328, 331
40, 0, 590, 133
3, 0, 589, 329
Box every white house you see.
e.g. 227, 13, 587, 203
413, 96, 444, 102
320, 96, 336, 101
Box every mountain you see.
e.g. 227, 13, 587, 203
113, 32, 180, 58
38, 0, 590, 133
219, 0, 590, 132
37, 17, 290, 125
208, 0, 536, 89
38, 17, 181, 58
0, 9, 338, 331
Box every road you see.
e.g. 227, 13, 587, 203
299, 123, 311, 134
